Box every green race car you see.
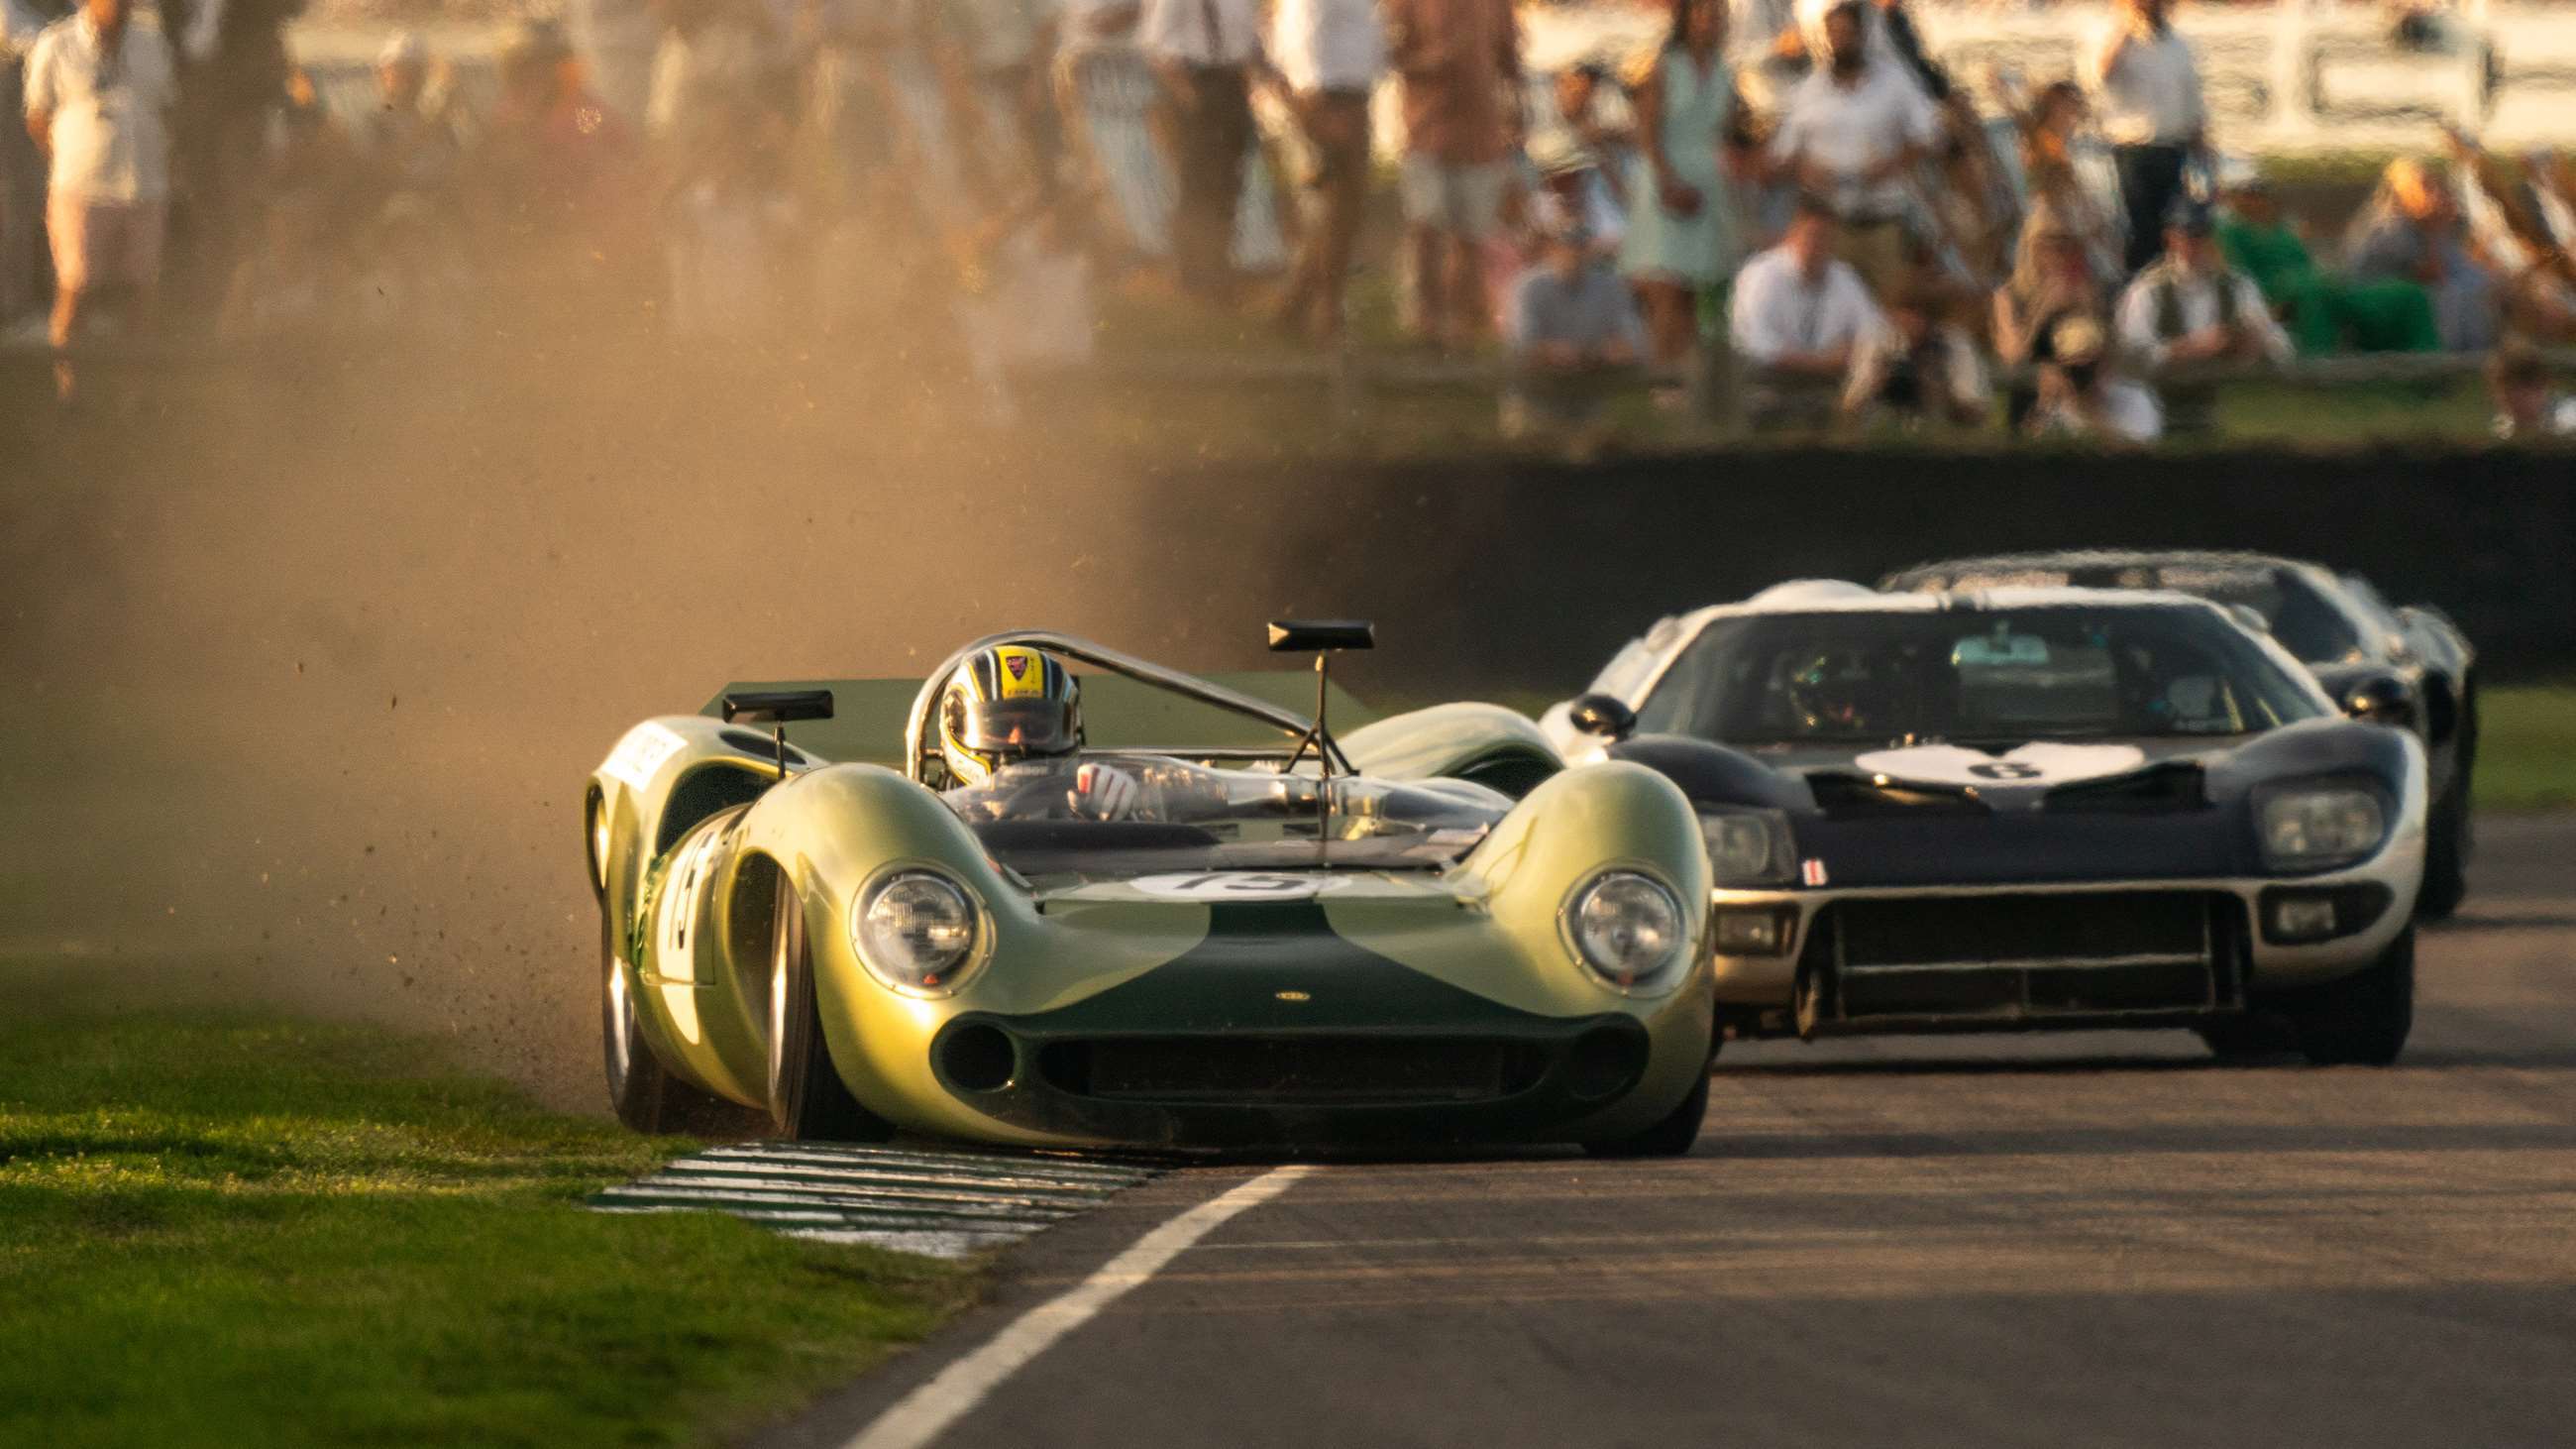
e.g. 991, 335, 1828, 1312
585, 625, 1716, 1156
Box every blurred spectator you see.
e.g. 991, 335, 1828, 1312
219, 66, 352, 332
476, 19, 642, 304
2431, 130, 2574, 346
1385, 0, 1521, 349
1, 0, 59, 326
569, 0, 663, 125
2084, 0, 2205, 275
1993, 201, 2109, 428
1139, 0, 1260, 304
2343, 158, 2499, 353
2114, 197, 2289, 433
1767, 0, 1938, 299
2012, 78, 2122, 280
1853, 235, 1988, 428
24, 0, 175, 391
353, 32, 466, 327
956, 186, 1098, 423
2488, 340, 2576, 441
1267, 0, 1382, 343
1729, 196, 1894, 427
2025, 313, 2162, 443
1619, 0, 1744, 375
1502, 210, 1643, 450
934, 0, 1062, 197
1540, 59, 1636, 202
1726, 0, 1802, 109
649, 0, 801, 338
1527, 132, 1623, 257
164, 0, 305, 310
2214, 163, 2435, 355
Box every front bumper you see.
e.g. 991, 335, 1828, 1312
1704, 847, 2421, 1035
922, 1012, 1663, 1149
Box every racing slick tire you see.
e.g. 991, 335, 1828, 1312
767, 875, 895, 1143
2281, 928, 2415, 1067
1581, 1070, 1710, 1159
2416, 784, 2470, 921
601, 910, 740, 1135
2194, 1016, 2295, 1062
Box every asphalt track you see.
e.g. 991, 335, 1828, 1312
764, 814, 2576, 1449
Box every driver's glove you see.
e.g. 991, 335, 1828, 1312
1071, 762, 1140, 821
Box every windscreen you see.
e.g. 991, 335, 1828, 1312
1636, 608, 2325, 746
947, 757, 1507, 878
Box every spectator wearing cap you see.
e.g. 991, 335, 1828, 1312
2085, 0, 2205, 276
1267, 0, 1382, 343
2488, 340, 2576, 441
23, 0, 175, 392
2026, 313, 2162, 444
1138, 0, 1262, 304
1619, 0, 1744, 376
1503, 208, 1644, 450
2343, 157, 2499, 353
2113, 196, 2289, 434
1767, 0, 1939, 301
1384, 0, 1521, 349
2214, 161, 2435, 355
1728, 194, 1897, 428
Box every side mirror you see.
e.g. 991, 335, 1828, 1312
1567, 693, 1638, 742
722, 689, 834, 724
1265, 619, 1376, 653
2340, 675, 2416, 731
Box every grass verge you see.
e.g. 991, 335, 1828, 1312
2476, 686, 2576, 812
0, 966, 974, 1449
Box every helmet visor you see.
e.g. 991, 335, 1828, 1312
952, 696, 1077, 756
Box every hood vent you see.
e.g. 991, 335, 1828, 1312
2043, 762, 2209, 814
1805, 772, 1991, 818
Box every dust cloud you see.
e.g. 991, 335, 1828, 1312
0, 342, 1332, 1107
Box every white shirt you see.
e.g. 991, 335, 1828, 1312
2112, 265, 2292, 371
1729, 244, 1891, 364
1769, 60, 1940, 220
2083, 18, 2203, 146
1139, 0, 1261, 66
1270, 0, 1382, 94
23, 12, 177, 203
2041, 376, 2163, 443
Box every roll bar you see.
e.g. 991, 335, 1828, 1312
903, 630, 1350, 785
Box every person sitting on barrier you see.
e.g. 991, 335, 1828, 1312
2488, 340, 2576, 441
1729, 193, 1897, 430
2025, 314, 2161, 445
2215, 159, 2437, 356
2343, 158, 2501, 353
2112, 196, 2289, 435
1502, 208, 1644, 452
1993, 201, 2110, 429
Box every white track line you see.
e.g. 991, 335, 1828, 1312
843, 1166, 1317, 1449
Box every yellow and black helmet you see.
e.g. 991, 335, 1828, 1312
938, 646, 1083, 787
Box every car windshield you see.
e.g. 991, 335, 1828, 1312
945, 755, 1506, 879
1635, 607, 2326, 746
1915, 563, 2364, 664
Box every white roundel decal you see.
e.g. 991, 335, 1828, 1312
1850, 742, 2150, 789
1129, 872, 1349, 902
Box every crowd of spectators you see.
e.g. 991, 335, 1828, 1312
0, 0, 2572, 439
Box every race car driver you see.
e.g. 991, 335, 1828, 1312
937, 645, 1146, 822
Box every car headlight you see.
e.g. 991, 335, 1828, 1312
1701, 808, 1793, 888
853, 869, 985, 995
2256, 782, 2391, 872
1563, 871, 1689, 994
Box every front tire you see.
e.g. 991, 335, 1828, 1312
1582, 1069, 1710, 1159
601, 909, 737, 1134
767, 874, 894, 1143
2282, 929, 2415, 1066
2416, 783, 2470, 920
